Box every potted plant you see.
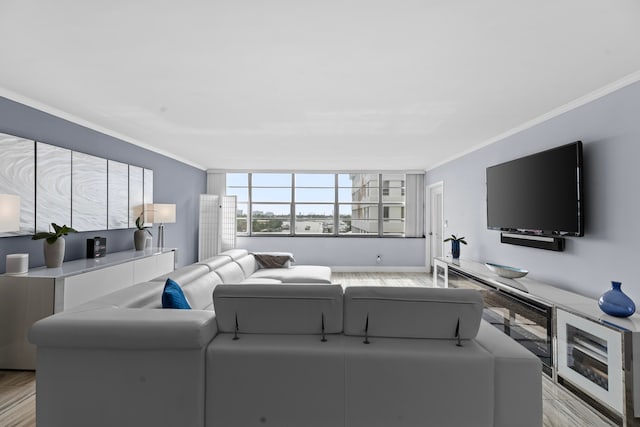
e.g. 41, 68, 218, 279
443, 234, 467, 259
32, 223, 78, 268
134, 212, 152, 250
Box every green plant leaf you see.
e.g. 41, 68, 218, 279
52, 223, 62, 233
46, 236, 58, 244
32, 232, 54, 240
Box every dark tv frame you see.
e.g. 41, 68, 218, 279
486, 141, 584, 250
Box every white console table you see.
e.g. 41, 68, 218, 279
0, 248, 175, 370
435, 256, 640, 427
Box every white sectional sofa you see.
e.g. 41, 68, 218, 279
29, 252, 542, 427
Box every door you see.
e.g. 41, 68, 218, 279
428, 182, 444, 270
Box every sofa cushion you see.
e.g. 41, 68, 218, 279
343, 335, 495, 427
182, 272, 224, 311
249, 265, 332, 283
234, 255, 259, 277
219, 248, 249, 260
214, 262, 246, 283
197, 255, 232, 272
162, 279, 192, 309
343, 287, 483, 339
207, 334, 345, 427
213, 284, 343, 334
151, 264, 210, 284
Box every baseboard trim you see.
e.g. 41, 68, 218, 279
330, 266, 429, 273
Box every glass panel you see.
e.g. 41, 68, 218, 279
252, 204, 290, 234
347, 203, 379, 234
227, 173, 248, 187
252, 173, 291, 187
337, 173, 354, 188
72, 152, 107, 232
382, 173, 405, 202
143, 169, 154, 226
108, 160, 129, 230
338, 204, 353, 234
129, 165, 144, 228
383, 219, 405, 235
36, 142, 71, 232
338, 188, 354, 203
566, 324, 609, 391
227, 187, 248, 201
295, 204, 334, 234
295, 187, 334, 203
236, 203, 248, 234
252, 187, 291, 202
295, 173, 334, 187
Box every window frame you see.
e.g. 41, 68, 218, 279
227, 172, 407, 237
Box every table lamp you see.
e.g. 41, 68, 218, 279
152, 203, 176, 250
0, 194, 20, 232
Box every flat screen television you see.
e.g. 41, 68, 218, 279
486, 141, 583, 237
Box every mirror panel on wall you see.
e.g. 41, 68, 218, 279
143, 168, 154, 226
107, 160, 130, 230
0, 133, 35, 236
72, 152, 107, 232
129, 165, 144, 228
0, 133, 153, 237
36, 142, 72, 232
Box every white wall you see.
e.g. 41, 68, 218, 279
425, 80, 640, 302
237, 236, 426, 271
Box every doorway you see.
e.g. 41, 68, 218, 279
428, 182, 444, 271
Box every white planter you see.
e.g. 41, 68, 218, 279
44, 237, 65, 268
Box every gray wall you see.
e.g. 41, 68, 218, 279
0, 96, 207, 272
426, 80, 640, 302
238, 236, 426, 270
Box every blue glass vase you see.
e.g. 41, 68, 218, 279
451, 240, 460, 259
598, 281, 636, 318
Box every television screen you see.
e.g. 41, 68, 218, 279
486, 141, 583, 236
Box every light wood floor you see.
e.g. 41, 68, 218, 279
0, 272, 619, 427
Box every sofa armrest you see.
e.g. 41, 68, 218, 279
29, 307, 218, 350
475, 320, 542, 427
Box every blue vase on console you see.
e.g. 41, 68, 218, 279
598, 281, 636, 317
451, 240, 460, 259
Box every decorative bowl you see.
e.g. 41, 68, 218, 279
485, 262, 529, 279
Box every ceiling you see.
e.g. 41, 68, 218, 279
1, 1, 639, 171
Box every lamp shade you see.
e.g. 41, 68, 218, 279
152, 204, 176, 223
0, 194, 20, 232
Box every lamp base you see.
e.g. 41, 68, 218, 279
157, 223, 165, 250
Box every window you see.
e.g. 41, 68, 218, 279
226, 172, 410, 236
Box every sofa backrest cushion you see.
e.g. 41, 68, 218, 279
151, 264, 210, 285
343, 287, 483, 340
214, 262, 246, 283
182, 272, 223, 310
234, 255, 258, 277
213, 284, 344, 334
197, 255, 232, 272
219, 248, 249, 261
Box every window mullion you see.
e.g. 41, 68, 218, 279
378, 174, 383, 237
290, 173, 295, 236
248, 173, 253, 236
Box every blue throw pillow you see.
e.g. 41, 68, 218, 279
162, 278, 192, 309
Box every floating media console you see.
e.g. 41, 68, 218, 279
500, 232, 565, 251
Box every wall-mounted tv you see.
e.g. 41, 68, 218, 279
486, 141, 583, 237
